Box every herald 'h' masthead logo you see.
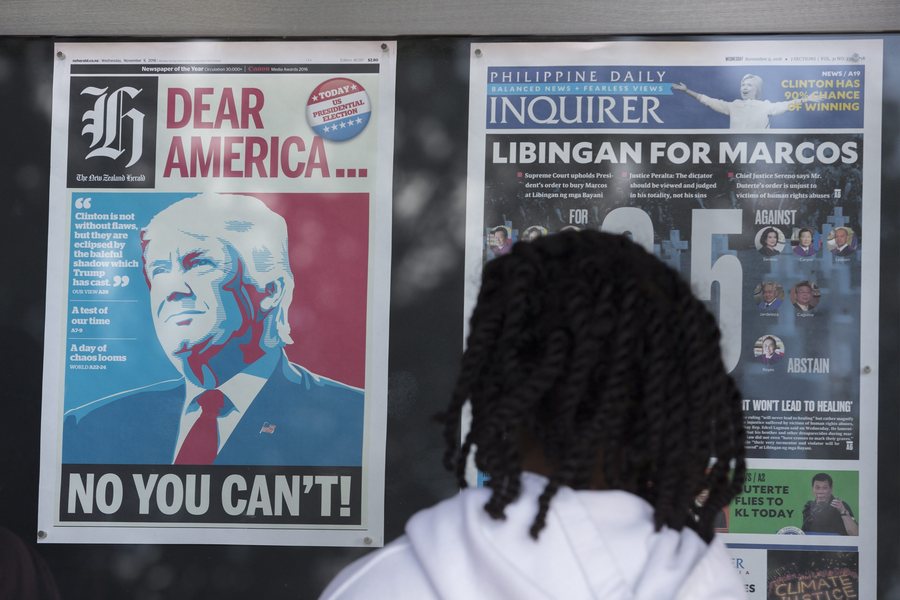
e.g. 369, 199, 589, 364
67, 75, 157, 189
80, 85, 145, 167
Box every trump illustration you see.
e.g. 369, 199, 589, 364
63, 193, 364, 467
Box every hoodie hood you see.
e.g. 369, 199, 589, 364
404, 472, 732, 600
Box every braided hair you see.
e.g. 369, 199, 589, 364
439, 230, 745, 542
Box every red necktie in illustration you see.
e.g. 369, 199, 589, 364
174, 389, 225, 465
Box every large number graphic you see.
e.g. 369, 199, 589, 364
601, 207, 743, 372
601, 207, 654, 253
690, 209, 743, 372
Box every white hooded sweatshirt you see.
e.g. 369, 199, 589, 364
321, 472, 745, 599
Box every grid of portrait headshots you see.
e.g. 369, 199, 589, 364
487, 222, 860, 264
754, 225, 859, 258
752, 279, 822, 369
485, 223, 583, 261
753, 281, 821, 316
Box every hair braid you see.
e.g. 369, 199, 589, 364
631, 293, 674, 500
596, 275, 641, 490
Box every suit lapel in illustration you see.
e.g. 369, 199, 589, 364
215, 358, 291, 464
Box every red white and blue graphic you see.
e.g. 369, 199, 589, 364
306, 78, 372, 142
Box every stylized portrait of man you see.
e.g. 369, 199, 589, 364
673, 74, 820, 130
756, 282, 783, 311
801, 473, 858, 536
63, 193, 364, 466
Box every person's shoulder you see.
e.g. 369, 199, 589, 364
280, 360, 363, 397
64, 378, 184, 424
268, 358, 364, 431
675, 536, 746, 599
319, 536, 437, 600
62, 378, 185, 464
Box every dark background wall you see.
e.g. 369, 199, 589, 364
0, 35, 897, 599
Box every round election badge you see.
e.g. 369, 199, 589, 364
306, 78, 372, 142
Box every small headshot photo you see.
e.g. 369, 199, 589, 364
827, 226, 858, 256
791, 227, 819, 257
755, 226, 785, 257
754, 281, 784, 311
486, 225, 514, 258
790, 281, 820, 313
754, 334, 785, 366
522, 225, 548, 242
801, 473, 858, 536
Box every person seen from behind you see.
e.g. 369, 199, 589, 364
322, 230, 747, 599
